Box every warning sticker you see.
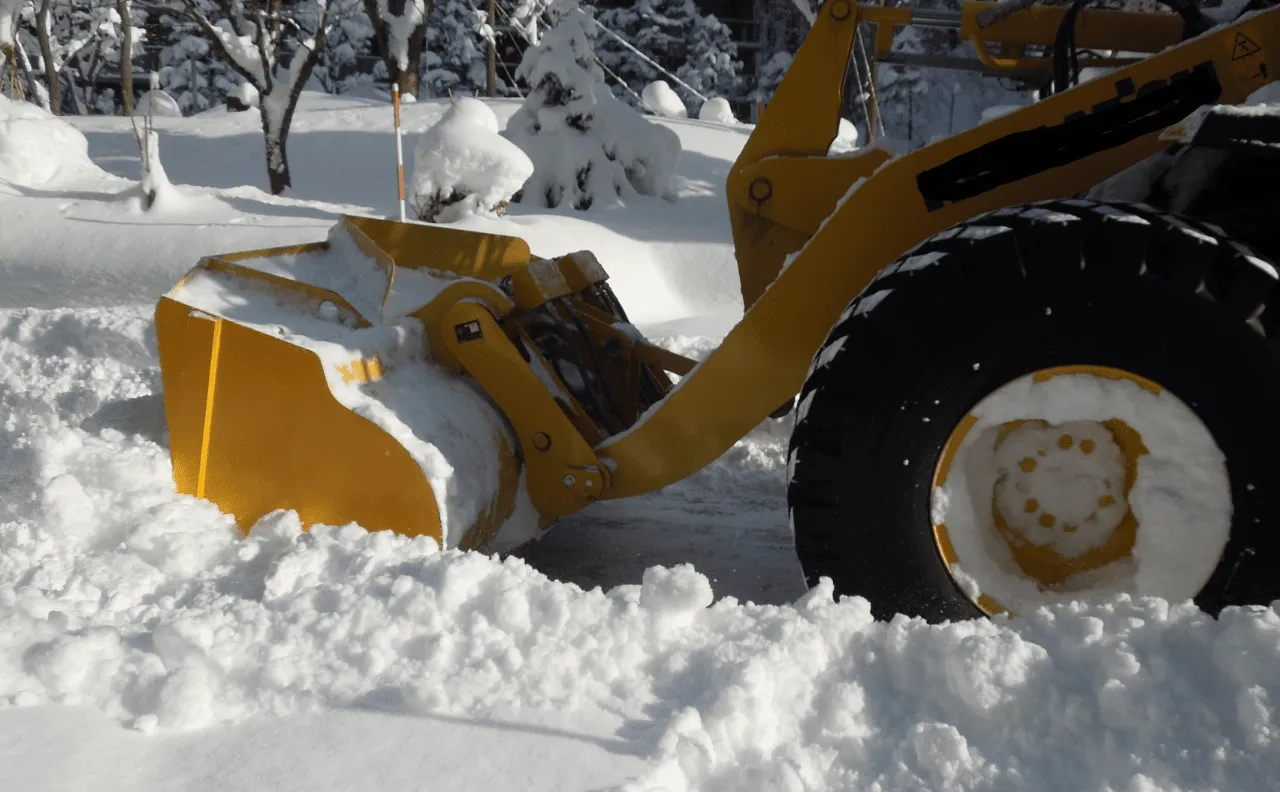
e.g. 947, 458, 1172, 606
1233, 32, 1262, 61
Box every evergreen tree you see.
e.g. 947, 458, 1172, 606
315, 9, 375, 95
503, 0, 680, 210
421, 0, 486, 98
596, 0, 740, 115
155, 12, 239, 114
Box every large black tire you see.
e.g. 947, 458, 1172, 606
788, 199, 1280, 623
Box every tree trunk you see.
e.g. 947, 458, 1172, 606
259, 32, 327, 195
36, 0, 61, 114
262, 101, 292, 195
363, 0, 431, 99
117, 0, 133, 115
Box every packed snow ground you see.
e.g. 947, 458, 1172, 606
1, 93, 1279, 791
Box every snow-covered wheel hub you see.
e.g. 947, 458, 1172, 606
930, 365, 1232, 615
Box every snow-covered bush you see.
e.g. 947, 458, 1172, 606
697, 96, 735, 124
409, 98, 533, 223
133, 88, 182, 117
502, 0, 681, 210
642, 80, 685, 118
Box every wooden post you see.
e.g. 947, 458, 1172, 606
486, 0, 497, 97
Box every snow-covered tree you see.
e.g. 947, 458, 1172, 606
180, 0, 337, 194
22, 0, 122, 113
364, 0, 430, 99
314, 5, 373, 94
502, 0, 680, 210
421, 0, 485, 98
156, 15, 240, 114
675, 10, 739, 110
753, 0, 808, 105
595, 0, 740, 115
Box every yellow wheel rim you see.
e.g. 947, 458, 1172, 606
932, 365, 1165, 616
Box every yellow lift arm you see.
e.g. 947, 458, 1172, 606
596, 2, 1280, 500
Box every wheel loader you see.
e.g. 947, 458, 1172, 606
155, 0, 1280, 621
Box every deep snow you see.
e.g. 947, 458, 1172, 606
1, 92, 1278, 791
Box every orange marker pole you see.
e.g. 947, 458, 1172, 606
393, 83, 406, 222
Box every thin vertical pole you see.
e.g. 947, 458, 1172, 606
393, 83, 406, 222
486, 0, 497, 97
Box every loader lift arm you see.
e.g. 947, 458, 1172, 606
594, 1, 1280, 500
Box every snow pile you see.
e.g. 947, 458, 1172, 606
409, 98, 534, 223
0, 94, 102, 187
134, 90, 184, 118
642, 80, 687, 119
697, 97, 736, 124
0, 305, 1276, 792
503, 0, 681, 209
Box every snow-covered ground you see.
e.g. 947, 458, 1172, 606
2, 93, 1278, 791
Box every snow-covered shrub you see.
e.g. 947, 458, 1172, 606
502, 0, 681, 210
133, 89, 182, 117
697, 96, 735, 124
642, 80, 685, 118
409, 98, 533, 223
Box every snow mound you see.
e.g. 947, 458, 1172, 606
134, 90, 183, 118
0, 94, 101, 187
0, 306, 1279, 789
697, 97, 736, 125
409, 98, 534, 223
642, 80, 687, 119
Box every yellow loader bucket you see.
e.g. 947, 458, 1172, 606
155, 216, 533, 550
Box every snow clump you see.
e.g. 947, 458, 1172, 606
697, 96, 736, 124
827, 118, 859, 155
409, 97, 534, 223
502, 0, 681, 210
642, 80, 687, 119
0, 94, 101, 187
